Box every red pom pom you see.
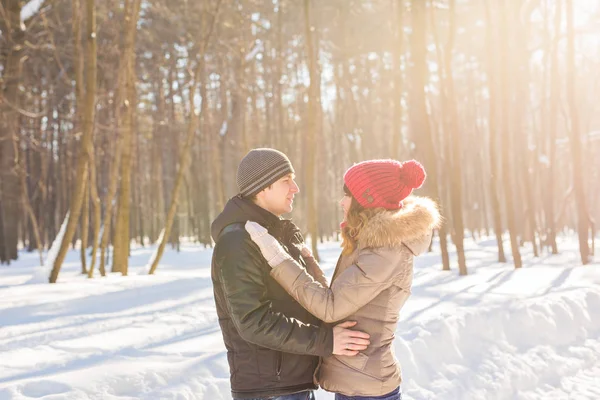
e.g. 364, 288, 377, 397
399, 160, 426, 189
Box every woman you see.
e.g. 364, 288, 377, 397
245, 159, 440, 400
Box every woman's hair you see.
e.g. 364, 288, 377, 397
341, 185, 387, 255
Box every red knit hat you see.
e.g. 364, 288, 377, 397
343, 159, 426, 209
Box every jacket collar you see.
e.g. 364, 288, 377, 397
357, 196, 441, 254
211, 195, 281, 242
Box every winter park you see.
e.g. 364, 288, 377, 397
1, 0, 600, 399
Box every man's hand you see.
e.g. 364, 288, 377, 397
245, 221, 292, 267
333, 321, 370, 356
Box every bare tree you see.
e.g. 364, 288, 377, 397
391, 0, 404, 160
440, 0, 467, 275
499, 0, 523, 268
148, 0, 222, 275
112, 0, 142, 276
304, 0, 320, 261
410, 0, 451, 272
49, 0, 97, 283
0, 0, 24, 263
565, 0, 591, 264
544, 0, 561, 254
483, 0, 507, 263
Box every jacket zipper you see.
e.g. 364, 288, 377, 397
276, 352, 283, 381
331, 256, 343, 282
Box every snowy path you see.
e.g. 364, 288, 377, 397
0, 238, 599, 399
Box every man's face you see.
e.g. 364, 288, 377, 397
256, 173, 300, 216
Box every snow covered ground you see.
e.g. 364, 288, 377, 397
0, 236, 599, 400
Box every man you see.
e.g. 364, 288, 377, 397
211, 148, 370, 400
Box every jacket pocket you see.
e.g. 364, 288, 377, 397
334, 352, 385, 382
335, 352, 368, 371
276, 351, 283, 381
256, 348, 278, 380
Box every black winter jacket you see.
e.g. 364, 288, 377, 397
211, 196, 333, 399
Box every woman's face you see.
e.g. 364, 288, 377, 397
340, 195, 352, 220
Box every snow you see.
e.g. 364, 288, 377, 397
21, 0, 45, 22
244, 41, 263, 62
219, 120, 228, 137
28, 211, 69, 284
538, 154, 550, 166
0, 236, 599, 399
587, 131, 600, 141
141, 228, 165, 275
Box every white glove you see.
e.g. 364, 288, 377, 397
245, 221, 293, 267
300, 245, 313, 259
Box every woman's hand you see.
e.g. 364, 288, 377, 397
245, 221, 292, 267
300, 244, 313, 259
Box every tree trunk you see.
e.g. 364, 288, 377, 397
304, 0, 321, 261
135, 134, 145, 246
499, 0, 523, 268
19, 144, 44, 266
392, 0, 404, 160
0, 0, 25, 263
198, 69, 213, 245
97, 17, 127, 277
80, 180, 89, 273
87, 143, 101, 278
513, 3, 539, 258
484, 0, 507, 263
72, 0, 87, 272
565, 0, 590, 264
275, 2, 286, 153
428, 0, 452, 271
99, 127, 123, 276
410, 0, 450, 271
545, 0, 561, 254
72, 0, 85, 123
49, 0, 97, 283
112, 0, 142, 276
439, 0, 467, 275
148, 0, 222, 274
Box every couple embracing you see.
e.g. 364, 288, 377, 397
211, 148, 440, 400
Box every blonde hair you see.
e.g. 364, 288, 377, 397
341, 196, 387, 255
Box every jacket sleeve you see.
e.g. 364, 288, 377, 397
270, 247, 412, 323
302, 255, 329, 288
217, 231, 333, 356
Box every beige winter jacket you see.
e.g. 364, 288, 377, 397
270, 196, 440, 397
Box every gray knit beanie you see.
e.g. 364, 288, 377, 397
237, 148, 295, 197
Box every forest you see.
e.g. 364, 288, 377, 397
0, 0, 598, 282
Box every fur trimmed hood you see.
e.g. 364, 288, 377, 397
357, 196, 441, 254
